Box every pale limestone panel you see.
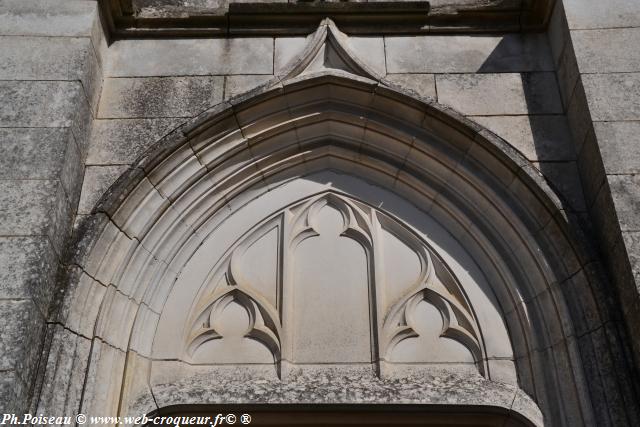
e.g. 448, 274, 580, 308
275, 37, 307, 75
608, 174, 640, 232
0, 80, 82, 127
78, 165, 129, 215
0, 300, 44, 387
349, 37, 386, 76
582, 73, 640, 121
385, 34, 553, 73
106, 38, 274, 77
572, 28, 640, 73
473, 115, 574, 162
384, 74, 436, 99
595, 121, 640, 174
87, 118, 184, 165
564, 0, 640, 29
0, 237, 57, 312
436, 74, 527, 115
99, 76, 224, 119
0, 180, 71, 256
0, 0, 96, 37
0, 127, 82, 201
225, 75, 274, 99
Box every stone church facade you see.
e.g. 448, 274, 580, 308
1, 0, 640, 425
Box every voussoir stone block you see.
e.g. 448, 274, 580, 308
99, 76, 224, 118
106, 38, 274, 77
385, 34, 553, 74
0, 0, 97, 37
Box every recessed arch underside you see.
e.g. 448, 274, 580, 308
38, 72, 630, 426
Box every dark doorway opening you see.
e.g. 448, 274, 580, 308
146, 403, 535, 426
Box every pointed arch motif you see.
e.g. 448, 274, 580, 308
36, 21, 630, 427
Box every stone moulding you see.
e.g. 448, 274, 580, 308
36, 19, 627, 427
98, 0, 555, 40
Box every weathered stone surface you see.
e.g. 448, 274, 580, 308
0, 370, 27, 414
0, 237, 57, 312
577, 129, 606, 208
0, 180, 71, 256
473, 115, 574, 162
622, 232, 640, 292
535, 161, 586, 212
572, 28, 640, 74
564, 0, 640, 29
556, 36, 579, 108
87, 118, 184, 165
594, 121, 640, 175
35, 325, 92, 417
99, 76, 224, 118
0, 128, 82, 204
385, 34, 553, 73
0, 300, 45, 387
225, 75, 274, 99
384, 74, 436, 99
275, 37, 307, 75
349, 37, 386, 76
78, 166, 130, 215
608, 174, 640, 232
546, 0, 569, 66
566, 80, 592, 149
0, 80, 83, 127
582, 73, 640, 121
0, 0, 97, 37
106, 38, 274, 77
436, 73, 562, 116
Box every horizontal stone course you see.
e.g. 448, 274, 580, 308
225, 75, 274, 99
99, 76, 224, 118
564, 0, 640, 29
87, 118, 184, 165
595, 121, 640, 175
0, 180, 71, 256
572, 28, 640, 74
384, 74, 436, 99
582, 73, 640, 121
106, 38, 274, 77
436, 73, 562, 116
385, 34, 553, 74
0, 128, 82, 205
473, 115, 574, 162
0, 237, 57, 311
0, 0, 97, 37
608, 175, 640, 232
0, 80, 83, 127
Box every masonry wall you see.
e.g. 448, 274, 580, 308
0, 0, 104, 412
2, 0, 640, 419
547, 0, 640, 378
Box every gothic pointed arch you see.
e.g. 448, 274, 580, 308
36, 26, 626, 426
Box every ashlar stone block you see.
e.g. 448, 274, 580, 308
99, 76, 224, 118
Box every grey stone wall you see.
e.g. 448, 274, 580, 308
0, 0, 104, 412
548, 0, 640, 372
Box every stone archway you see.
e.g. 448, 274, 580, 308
35, 22, 616, 426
